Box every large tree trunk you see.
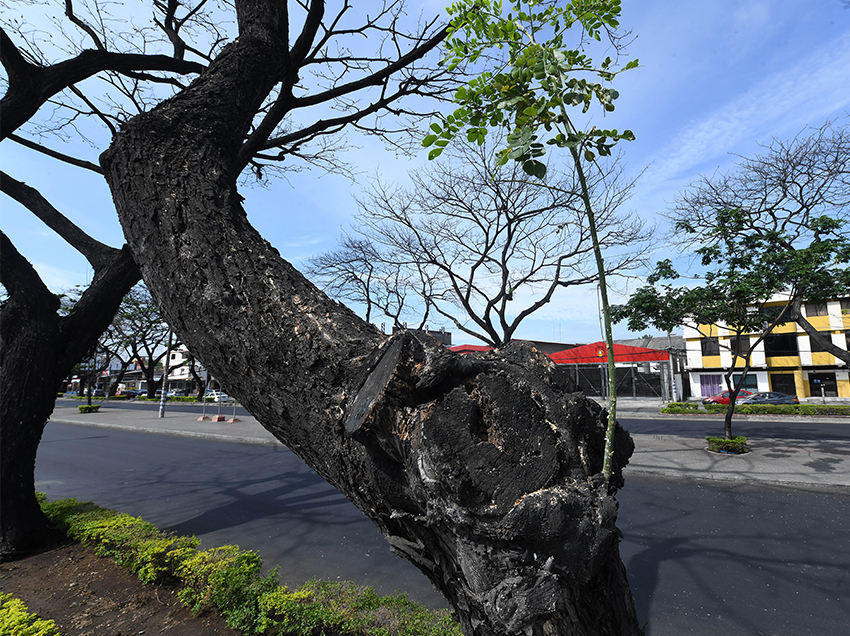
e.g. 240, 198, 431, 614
99, 5, 642, 633
0, 236, 139, 558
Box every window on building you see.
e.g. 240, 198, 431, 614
730, 335, 750, 357
701, 337, 720, 356
700, 375, 723, 397
810, 332, 834, 353
732, 373, 758, 390
764, 333, 799, 357
805, 302, 828, 317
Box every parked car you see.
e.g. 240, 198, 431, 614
168, 389, 187, 397
204, 390, 230, 403
86, 388, 106, 398
737, 391, 799, 405
702, 389, 753, 405
116, 389, 138, 398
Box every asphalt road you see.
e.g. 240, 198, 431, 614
35, 422, 850, 635
621, 416, 850, 442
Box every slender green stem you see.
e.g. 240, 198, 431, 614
569, 145, 618, 486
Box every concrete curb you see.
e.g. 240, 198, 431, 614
49, 418, 283, 446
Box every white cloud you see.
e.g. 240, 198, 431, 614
641, 30, 850, 193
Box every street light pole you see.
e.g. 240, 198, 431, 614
158, 329, 173, 418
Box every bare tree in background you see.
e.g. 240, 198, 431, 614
306, 233, 436, 330
311, 141, 650, 345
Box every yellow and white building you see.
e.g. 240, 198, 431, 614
685, 296, 850, 399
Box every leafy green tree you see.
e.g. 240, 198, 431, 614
425, 0, 639, 485
669, 120, 850, 364
614, 120, 850, 438
612, 260, 798, 439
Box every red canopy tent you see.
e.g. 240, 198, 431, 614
549, 341, 669, 364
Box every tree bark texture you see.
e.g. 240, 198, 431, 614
0, 235, 139, 558
99, 6, 642, 633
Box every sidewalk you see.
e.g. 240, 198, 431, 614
50, 401, 280, 446
49, 399, 850, 491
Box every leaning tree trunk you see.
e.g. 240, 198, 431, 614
0, 236, 139, 558
99, 6, 642, 634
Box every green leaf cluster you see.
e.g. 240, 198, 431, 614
0, 593, 58, 636
427, 0, 637, 175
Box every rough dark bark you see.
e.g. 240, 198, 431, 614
99, 5, 642, 632
0, 234, 139, 559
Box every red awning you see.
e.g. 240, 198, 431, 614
549, 341, 669, 364
448, 344, 493, 354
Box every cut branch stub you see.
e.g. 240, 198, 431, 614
345, 332, 639, 635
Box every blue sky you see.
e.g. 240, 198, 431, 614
2, 0, 849, 346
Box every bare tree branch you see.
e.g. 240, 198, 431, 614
1, 170, 117, 269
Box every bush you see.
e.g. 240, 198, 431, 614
705, 436, 749, 454
798, 404, 850, 416
78, 405, 101, 414
0, 592, 58, 636
720, 403, 850, 416
257, 579, 462, 636
40, 498, 198, 584
660, 402, 700, 414
39, 496, 461, 636
178, 546, 279, 633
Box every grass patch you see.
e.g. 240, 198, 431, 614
38, 495, 460, 635
77, 404, 101, 414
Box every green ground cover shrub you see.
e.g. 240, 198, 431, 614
707, 403, 850, 416
797, 404, 850, 416
178, 545, 279, 633
77, 405, 101, 414
0, 592, 58, 636
40, 497, 198, 584
38, 496, 461, 635
257, 579, 462, 636
660, 402, 700, 414
705, 436, 749, 454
